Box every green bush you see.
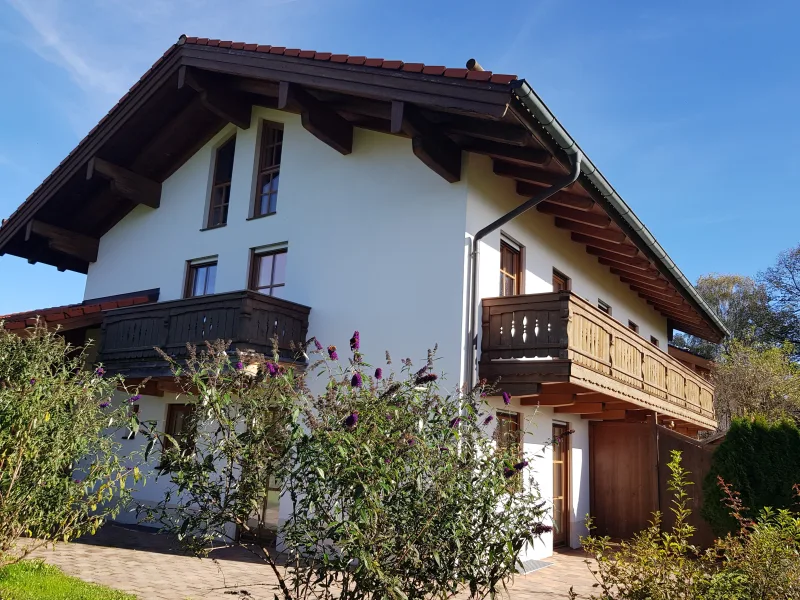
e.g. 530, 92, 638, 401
144, 335, 552, 600
702, 416, 800, 534
0, 322, 145, 565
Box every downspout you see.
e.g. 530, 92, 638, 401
466, 150, 583, 387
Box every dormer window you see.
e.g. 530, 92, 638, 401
207, 136, 236, 228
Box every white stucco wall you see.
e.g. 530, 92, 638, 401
87, 110, 672, 558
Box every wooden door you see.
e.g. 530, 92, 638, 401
589, 421, 658, 539
552, 423, 570, 547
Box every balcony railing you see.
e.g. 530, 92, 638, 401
479, 292, 715, 426
97, 290, 310, 377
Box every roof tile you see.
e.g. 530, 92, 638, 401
381, 60, 403, 69
402, 63, 425, 73
330, 54, 349, 63
422, 65, 446, 76
284, 48, 301, 56
490, 73, 517, 84
466, 70, 493, 81
269, 46, 286, 54
346, 56, 367, 65
298, 50, 316, 58
314, 52, 332, 61
364, 58, 383, 67
444, 68, 469, 78
231, 42, 245, 50
256, 45, 272, 53
219, 40, 232, 48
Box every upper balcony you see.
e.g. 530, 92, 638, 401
97, 290, 311, 378
479, 292, 715, 431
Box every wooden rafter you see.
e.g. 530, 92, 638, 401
443, 118, 530, 146
493, 160, 569, 186
554, 218, 627, 242
178, 67, 252, 130
517, 182, 594, 209
586, 246, 652, 268
612, 269, 670, 289
25, 220, 99, 263
520, 395, 576, 407
391, 101, 461, 183
597, 256, 660, 277
581, 410, 627, 420
279, 81, 353, 155
462, 139, 550, 166
571, 233, 639, 257
86, 157, 161, 209
554, 402, 604, 414
538, 202, 611, 228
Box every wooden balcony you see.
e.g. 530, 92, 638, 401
97, 290, 310, 378
479, 292, 716, 430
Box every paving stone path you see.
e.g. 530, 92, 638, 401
28, 524, 597, 600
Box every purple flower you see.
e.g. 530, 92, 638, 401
502, 392, 511, 405
128, 395, 141, 404
514, 460, 529, 471
266, 362, 279, 377
328, 346, 339, 360
483, 415, 494, 426
504, 467, 516, 479
407, 437, 416, 446
314, 338, 323, 351
374, 368, 383, 380
99, 401, 111, 408
351, 372, 363, 388
95, 367, 105, 377
29, 378, 36, 385
531, 523, 554, 536
414, 373, 438, 385
235, 361, 244, 371
350, 331, 360, 352
344, 412, 359, 428
450, 417, 461, 428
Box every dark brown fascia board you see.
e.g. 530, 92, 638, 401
507, 96, 725, 342
0, 47, 183, 254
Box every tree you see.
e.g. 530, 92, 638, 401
0, 322, 144, 565
144, 336, 553, 600
760, 243, 800, 349
712, 341, 800, 430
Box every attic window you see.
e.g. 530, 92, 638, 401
207, 136, 236, 228
598, 299, 612, 316
628, 320, 639, 333
252, 122, 283, 218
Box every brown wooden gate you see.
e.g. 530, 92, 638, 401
589, 421, 715, 546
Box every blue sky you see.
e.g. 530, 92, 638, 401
1, 0, 798, 314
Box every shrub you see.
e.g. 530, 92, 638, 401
579, 450, 800, 600
144, 335, 552, 600
0, 322, 144, 565
702, 416, 800, 535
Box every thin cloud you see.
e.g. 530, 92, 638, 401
5, 0, 131, 96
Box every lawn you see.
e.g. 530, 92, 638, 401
0, 560, 136, 599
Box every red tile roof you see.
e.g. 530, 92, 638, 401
181, 36, 518, 84
1, 295, 153, 331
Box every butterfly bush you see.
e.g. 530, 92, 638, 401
144, 333, 550, 600
0, 321, 145, 565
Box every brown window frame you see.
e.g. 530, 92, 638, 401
553, 268, 571, 292
650, 336, 660, 347
161, 403, 196, 469
252, 122, 284, 219
184, 260, 218, 298
206, 136, 236, 229
249, 248, 287, 297
500, 240, 522, 297
598, 299, 612, 316
628, 320, 639, 333
495, 410, 521, 455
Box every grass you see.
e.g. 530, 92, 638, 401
0, 560, 136, 599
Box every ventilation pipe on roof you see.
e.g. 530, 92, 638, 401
464, 149, 582, 388
466, 58, 485, 72
509, 80, 729, 340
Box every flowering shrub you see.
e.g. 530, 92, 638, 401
578, 450, 800, 600
0, 322, 144, 565
145, 333, 550, 600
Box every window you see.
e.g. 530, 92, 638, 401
500, 241, 522, 296
161, 403, 196, 468
185, 260, 217, 298
553, 269, 570, 292
495, 410, 521, 454
598, 299, 612, 315
628, 320, 639, 333
249, 249, 287, 297
207, 136, 236, 228
650, 336, 660, 347
253, 122, 283, 218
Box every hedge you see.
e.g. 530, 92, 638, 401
703, 416, 800, 535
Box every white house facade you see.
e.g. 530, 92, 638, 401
0, 37, 728, 562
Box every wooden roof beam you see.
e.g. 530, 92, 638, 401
586, 246, 652, 268
462, 139, 550, 167
517, 182, 594, 209
493, 160, 570, 186
178, 67, 252, 130
571, 233, 638, 257
554, 402, 604, 414
612, 269, 671, 289
442, 118, 530, 146
554, 218, 628, 242
25, 220, 99, 263
86, 157, 161, 209
391, 101, 461, 183
597, 256, 661, 278
538, 202, 612, 228
582, 410, 627, 420
279, 81, 353, 155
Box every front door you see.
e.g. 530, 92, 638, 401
552, 423, 570, 547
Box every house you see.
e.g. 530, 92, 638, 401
0, 36, 727, 563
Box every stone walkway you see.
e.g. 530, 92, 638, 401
28, 524, 598, 600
